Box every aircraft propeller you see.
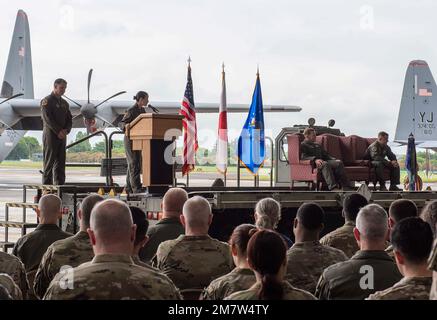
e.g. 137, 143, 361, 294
64, 69, 126, 134
0, 93, 24, 134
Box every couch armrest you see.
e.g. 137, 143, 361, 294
299, 159, 314, 166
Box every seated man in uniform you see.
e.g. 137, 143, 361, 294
315, 204, 402, 300
13, 194, 72, 296
320, 193, 368, 258
301, 128, 350, 191
153, 196, 234, 290
385, 199, 418, 259
43, 199, 181, 300
367, 217, 433, 300
33, 194, 104, 299
139, 188, 187, 263
286, 202, 348, 293
0, 249, 28, 299
365, 131, 401, 191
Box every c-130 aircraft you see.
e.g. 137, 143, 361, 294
0, 10, 301, 162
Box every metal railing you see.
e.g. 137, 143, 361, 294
108, 131, 125, 185
66, 130, 110, 185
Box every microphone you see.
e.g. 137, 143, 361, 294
148, 104, 159, 114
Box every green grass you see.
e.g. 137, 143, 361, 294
0, 161, 96, 171
400, 170, 437, 183
0, 160, 43, 168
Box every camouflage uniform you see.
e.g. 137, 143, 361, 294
0, 251, 29, 299
131, 255, 160, 273
285, 240, 348, 293
201, 268, 256, 300
13, 224, 72, 298
429, 239, 437, 300
152, 235, 234, 290
41, 93, 72, 185
43, 254, 182, 300
33, 231, 94, 299
300, 140, 350, 189
139, 217, 185, 263
320, 221, 359, 258
315, 250, 402, 300
366, 277, 432, 300
0, 273, 22, 300
365, 140, 400, 187
225, 281, 317, 300
120, 104, 146, 193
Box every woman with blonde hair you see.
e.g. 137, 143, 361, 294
254, 198, 293, 248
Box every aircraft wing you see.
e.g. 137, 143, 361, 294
110, 100, 301, 114
3, 99, 301, 131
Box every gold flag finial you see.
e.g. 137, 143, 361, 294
257, 64, 260, 76
222, 62, 225, 73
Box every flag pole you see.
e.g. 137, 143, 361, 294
237, 160, 241, 188
223, 62, 227, 187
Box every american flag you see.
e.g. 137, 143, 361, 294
180, 60, 198, 175
419, 88, 432, 96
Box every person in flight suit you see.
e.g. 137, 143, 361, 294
120, 91, 149, 193
41, 78, 72, 185
300, 127, 351, 190
364, 131, 401, 191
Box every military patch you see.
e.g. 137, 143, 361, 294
41, 99, 48, 107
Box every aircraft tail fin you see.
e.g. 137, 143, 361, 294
395, 60, 437, 144
0, 10, 31, 162
1, 9, 34, 99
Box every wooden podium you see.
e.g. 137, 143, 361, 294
128, 113, 183, 193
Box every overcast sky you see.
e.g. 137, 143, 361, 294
1, 0, 437, 151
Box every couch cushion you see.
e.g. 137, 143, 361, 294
320, 134, 342, 160
339, 136, 354, 165
351, 135, 372, 160
344, 166, 370, 181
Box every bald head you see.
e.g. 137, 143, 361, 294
356, 204, 388, 241
90, 199, 134, 247
162, 188, 188, 218
38, 194, 62, 223
182, 196, 212, 232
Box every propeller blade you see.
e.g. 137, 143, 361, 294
87, 69, 93, 104
95, 114, 117, 127
94, 91, 126, 108
63, 95, 82, 108
0, 93, 24, 105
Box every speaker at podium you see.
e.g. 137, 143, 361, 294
127, 113, 183, 194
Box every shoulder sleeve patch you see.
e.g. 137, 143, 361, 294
41, 99, 48, 107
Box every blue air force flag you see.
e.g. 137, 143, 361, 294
238, 71, 265, 174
